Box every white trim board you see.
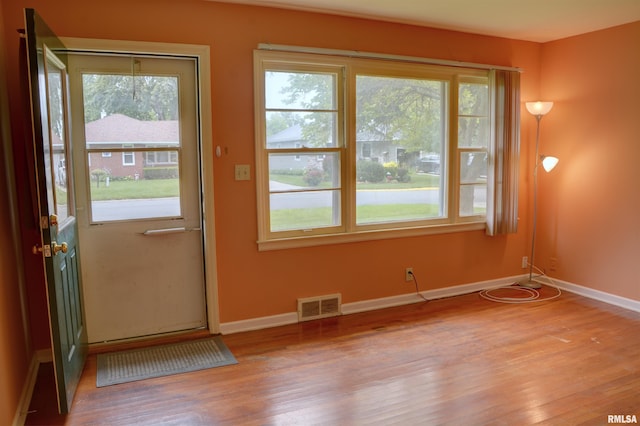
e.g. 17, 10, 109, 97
341, 275, 522, 315
220, 312, 298, 335
58, 37, 220, 335
552, 279, 640, 313
219, 275, 640, 335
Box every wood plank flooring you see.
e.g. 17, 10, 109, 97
25, 287, 640, 425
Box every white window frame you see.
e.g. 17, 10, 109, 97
255, 50, 514, 251
122, 150, 135, 166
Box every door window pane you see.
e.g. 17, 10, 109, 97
82, 72, 182, 222
87, 152, 180, 222
46, 54, 72, 224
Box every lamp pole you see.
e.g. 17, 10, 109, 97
519, 101, 554, 289
521, 113, 543, 288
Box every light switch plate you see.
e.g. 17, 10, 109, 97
235, 164, 250, 181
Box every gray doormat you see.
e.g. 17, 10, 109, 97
96, 336, 237, 387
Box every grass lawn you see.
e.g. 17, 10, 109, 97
89, 178, 180, 201
269, 173, 443, 230
271, 204, 441, 231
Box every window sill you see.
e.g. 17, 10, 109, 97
257, 221, 486, 251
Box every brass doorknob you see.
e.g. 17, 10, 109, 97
52, 242, 68, 255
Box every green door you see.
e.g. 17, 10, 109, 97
25, 8, 87, 414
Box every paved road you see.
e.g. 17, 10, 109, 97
92, 197, 180, 221
269, 181, 486, 210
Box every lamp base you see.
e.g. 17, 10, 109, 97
518, 279, 542, 289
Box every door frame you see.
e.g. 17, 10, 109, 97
61, 37, 220, 335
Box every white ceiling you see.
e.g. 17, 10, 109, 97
215, 0, 640, 42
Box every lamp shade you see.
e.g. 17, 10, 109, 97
526, 101, 554, 116
541, 156, 559, 172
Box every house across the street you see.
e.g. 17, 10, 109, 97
79, 113, 179, 180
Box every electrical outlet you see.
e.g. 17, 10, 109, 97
549, 257, 558, 272
521, 256, 528, 269
405, 267, 414, 282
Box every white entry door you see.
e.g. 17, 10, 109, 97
69, 54, 206, 343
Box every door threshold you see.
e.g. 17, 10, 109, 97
88, 328, 212, 355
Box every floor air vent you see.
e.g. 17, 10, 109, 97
297, 293, 342, 322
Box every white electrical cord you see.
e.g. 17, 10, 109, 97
479, 265, 562, 304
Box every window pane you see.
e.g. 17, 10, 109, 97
269, 153, 340, 191
265, 70, 339, 151
355, 75, 446, 224
88, 151, 181, 222
460, 184, 487, 217
122, 151, 135, 165
266, 111, 338, 148
459, 81, 488, 218
270, 190, 341, 231
460, 152, 487, 184
460, 152, 487, 217
458, 82, 489, 148
268, 152, 340, 232
144, 150, 178, 165
458, 116, 489, 148
459, 83, 488, 115
265, 71, 335, 110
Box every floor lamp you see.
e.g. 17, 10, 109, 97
519, 101, 559, 289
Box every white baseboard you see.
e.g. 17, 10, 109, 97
552, 278, 640, 313
219, 275, 523, 335
341, 275, 523, 315
13, 349, 51, 426
218, 275, 639, 335
219, 312, 298, 335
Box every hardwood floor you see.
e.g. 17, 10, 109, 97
26, 288, 640, 425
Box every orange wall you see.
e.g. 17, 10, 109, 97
0, 0, 30, 422
2, 0, 541, 331
538, 21, 640, 301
